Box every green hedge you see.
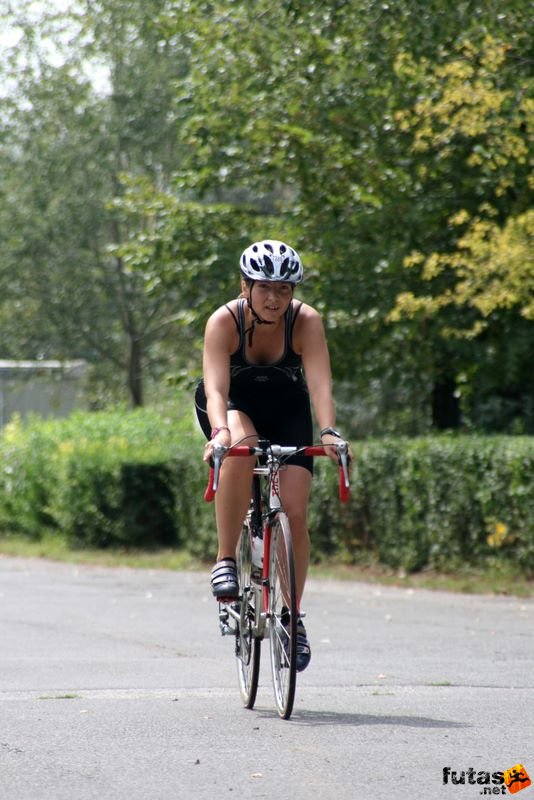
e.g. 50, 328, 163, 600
308, 436, 534, 575
0, 411, 533, 575
0, 409, 209, 550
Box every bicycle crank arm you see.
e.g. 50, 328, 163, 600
218, 604, 240, 636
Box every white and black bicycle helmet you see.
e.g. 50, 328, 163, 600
240, 240, 303, 284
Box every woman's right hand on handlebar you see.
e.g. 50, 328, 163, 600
203, 427, 232, 462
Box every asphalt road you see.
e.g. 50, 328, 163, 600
1, 556, 533, 800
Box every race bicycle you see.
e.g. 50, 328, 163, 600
204, 438, 350, 720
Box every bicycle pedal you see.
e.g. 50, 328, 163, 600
218, 610, 233, 637
221, 626, 236, 637
219, 622, 234, 636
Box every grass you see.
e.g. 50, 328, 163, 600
1, 533, 532, 597
308, 559, 534, 597
39, 694, 81, 700
0, 533, 201, 571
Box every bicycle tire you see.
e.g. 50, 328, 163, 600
268, 511, 297, 719
235, 516, 261, 709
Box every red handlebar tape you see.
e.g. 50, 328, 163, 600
339, 465, 350, 503
204, 467, 216, 502
204, 446, 350, 501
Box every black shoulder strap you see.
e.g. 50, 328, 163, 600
237, 299, 246, 334
225, 301, 245, 353
289, 301, 304, 341
225, 302, 240, 333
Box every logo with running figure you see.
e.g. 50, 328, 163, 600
442, 763, 531, 795
503, 765, 531, 794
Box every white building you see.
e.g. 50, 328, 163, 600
0, 360, 87, 428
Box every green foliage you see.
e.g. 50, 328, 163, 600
388, 33, 533, 430
51, 442, 180, 549
0, 0, 532, 430
0, 0, 200, 406
0, 407, 205, 548
106, 174, 256, 348
0, 416, 58, 538
162, 1, 533, 433
308, 436, 534, 575
1, 411, 533, 576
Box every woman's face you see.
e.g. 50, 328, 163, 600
243, 280, 294, 322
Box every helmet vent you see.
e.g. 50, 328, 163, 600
263, 255, 274, 275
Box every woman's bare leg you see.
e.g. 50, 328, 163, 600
214, 410, 257, 561
279, 465, 312, 603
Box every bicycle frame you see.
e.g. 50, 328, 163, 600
253, 446, 294, 622
204, 438, 350, 718
206, 439, 350, 630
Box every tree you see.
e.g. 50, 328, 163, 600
0, 0, 196, 405
389, 34, 533, 430
1, 0, 531, 427
161, 0, 532, 432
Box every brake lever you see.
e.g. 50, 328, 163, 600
211, 443, 228, 493
336, 442, 350, 502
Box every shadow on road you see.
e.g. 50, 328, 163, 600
262, 710, 469, 728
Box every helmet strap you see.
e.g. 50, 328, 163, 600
244, 282, 274, 346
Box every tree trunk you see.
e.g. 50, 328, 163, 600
432, 377, 461, 430
128, 336, 143, 407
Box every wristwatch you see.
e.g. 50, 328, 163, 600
320, 427, 342, 438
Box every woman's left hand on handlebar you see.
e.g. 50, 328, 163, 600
321, 433, 352, 465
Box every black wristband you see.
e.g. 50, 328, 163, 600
320, 427, 342, 438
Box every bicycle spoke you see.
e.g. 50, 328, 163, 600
269, 513, 297, 719
235, 516, 261, 709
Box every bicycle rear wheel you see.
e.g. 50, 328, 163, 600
235, 517, 261, 708
268, 512, 297, 719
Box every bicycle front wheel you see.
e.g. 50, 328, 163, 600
235, 518, 261, 709
268, 512, 297, 719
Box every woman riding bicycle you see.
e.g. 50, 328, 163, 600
195, 239, 348, 673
